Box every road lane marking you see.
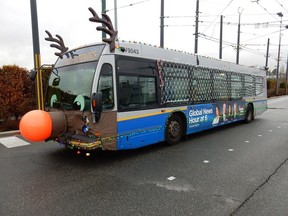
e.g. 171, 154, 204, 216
155, 182, 192, 192
203, 160, 210, 163
258, 134, 262, 137
228, 149, 234, 152
167, 176, 176, 181
0, 137, 30, 148
245, 140, 250, 143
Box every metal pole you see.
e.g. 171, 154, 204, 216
160, 0, 164, 48
265, 38, 270, 76
30, 0, 44, 110
102, 0, 106, 39
236, 9, 242, 65
114, 0, 118, 41
219, 15, 223, 59
114, 0, 118, 32
285, 54, 288, 95
194, 0, 199, 54
276, 12, 283, 96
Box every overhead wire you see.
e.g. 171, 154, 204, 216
254, 1, 280, 21
275, 0, 288, 14
242, 28, 288, 43
218, 19, 288, 26
197, 0, 288, 65
199, 33, 285, 62
201, 0, 235, 34
200, 11, 271, 17
105, 0, 150, 12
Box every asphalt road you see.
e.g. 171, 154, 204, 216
0, 96, 288, 216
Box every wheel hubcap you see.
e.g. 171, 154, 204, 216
169, 121, 180, 138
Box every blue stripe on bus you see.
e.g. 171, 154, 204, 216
117, 112, 169, 150
116, 99, 263, 150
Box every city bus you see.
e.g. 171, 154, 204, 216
20, 7, 267, 152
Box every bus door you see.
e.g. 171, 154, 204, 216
94, 55, 118, 150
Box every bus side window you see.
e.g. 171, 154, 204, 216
98, 63, 114, 110
255, 76, 264, 96
244, 75, 254, 97
119, 81, 130, 106
139, 76, 157, 106
213, 70, 228, 101
231, 73, 243, 99
119, 76, 138, 109
119, 75, 157, 110
117, 57, 158, 110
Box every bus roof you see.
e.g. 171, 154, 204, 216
66, 40, 266, 76
111, 40, 265, 76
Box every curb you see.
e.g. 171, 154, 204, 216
0, 130, 20, 138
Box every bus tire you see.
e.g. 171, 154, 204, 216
244, 104, 254, 123
165, 114, 183, 145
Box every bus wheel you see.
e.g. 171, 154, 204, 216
165, 114, 183, 145
244, 104, 254, 123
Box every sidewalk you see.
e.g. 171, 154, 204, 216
0, 130, 20, 138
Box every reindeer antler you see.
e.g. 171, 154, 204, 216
45, 30, 69, 59
88, 7, 118, 52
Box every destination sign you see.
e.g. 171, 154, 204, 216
55, 45, 105, 67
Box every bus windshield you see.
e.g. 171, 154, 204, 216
46, 44, 105, 111
46, 61, 97, 111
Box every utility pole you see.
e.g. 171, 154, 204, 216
160, 0, 164, 48
219, 15, 223, 59
114, 0, 118, 41
102, 0, 106, 39
114, 0, 118, 32
30, 0, 44, 110
276, 12, 283, 96
265, 38, 270, 76
236, 8, 242, 65
194, 0, 199, 54
286, 54, 288, 95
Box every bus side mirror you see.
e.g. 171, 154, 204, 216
91, 92, 102, 123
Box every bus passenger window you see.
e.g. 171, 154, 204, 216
139, 77, 156, 107
255, 76, 264, 96
244, 75, 254, 97
231, 74, 243, 99
98, 64, 114, 110
119, 76, 138, 109
119, 76, 156, 110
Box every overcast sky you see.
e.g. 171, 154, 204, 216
1, 0, 288, 71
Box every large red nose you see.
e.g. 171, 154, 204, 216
20, 110, 52, 142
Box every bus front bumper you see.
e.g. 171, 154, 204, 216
55, 134, 102, 151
